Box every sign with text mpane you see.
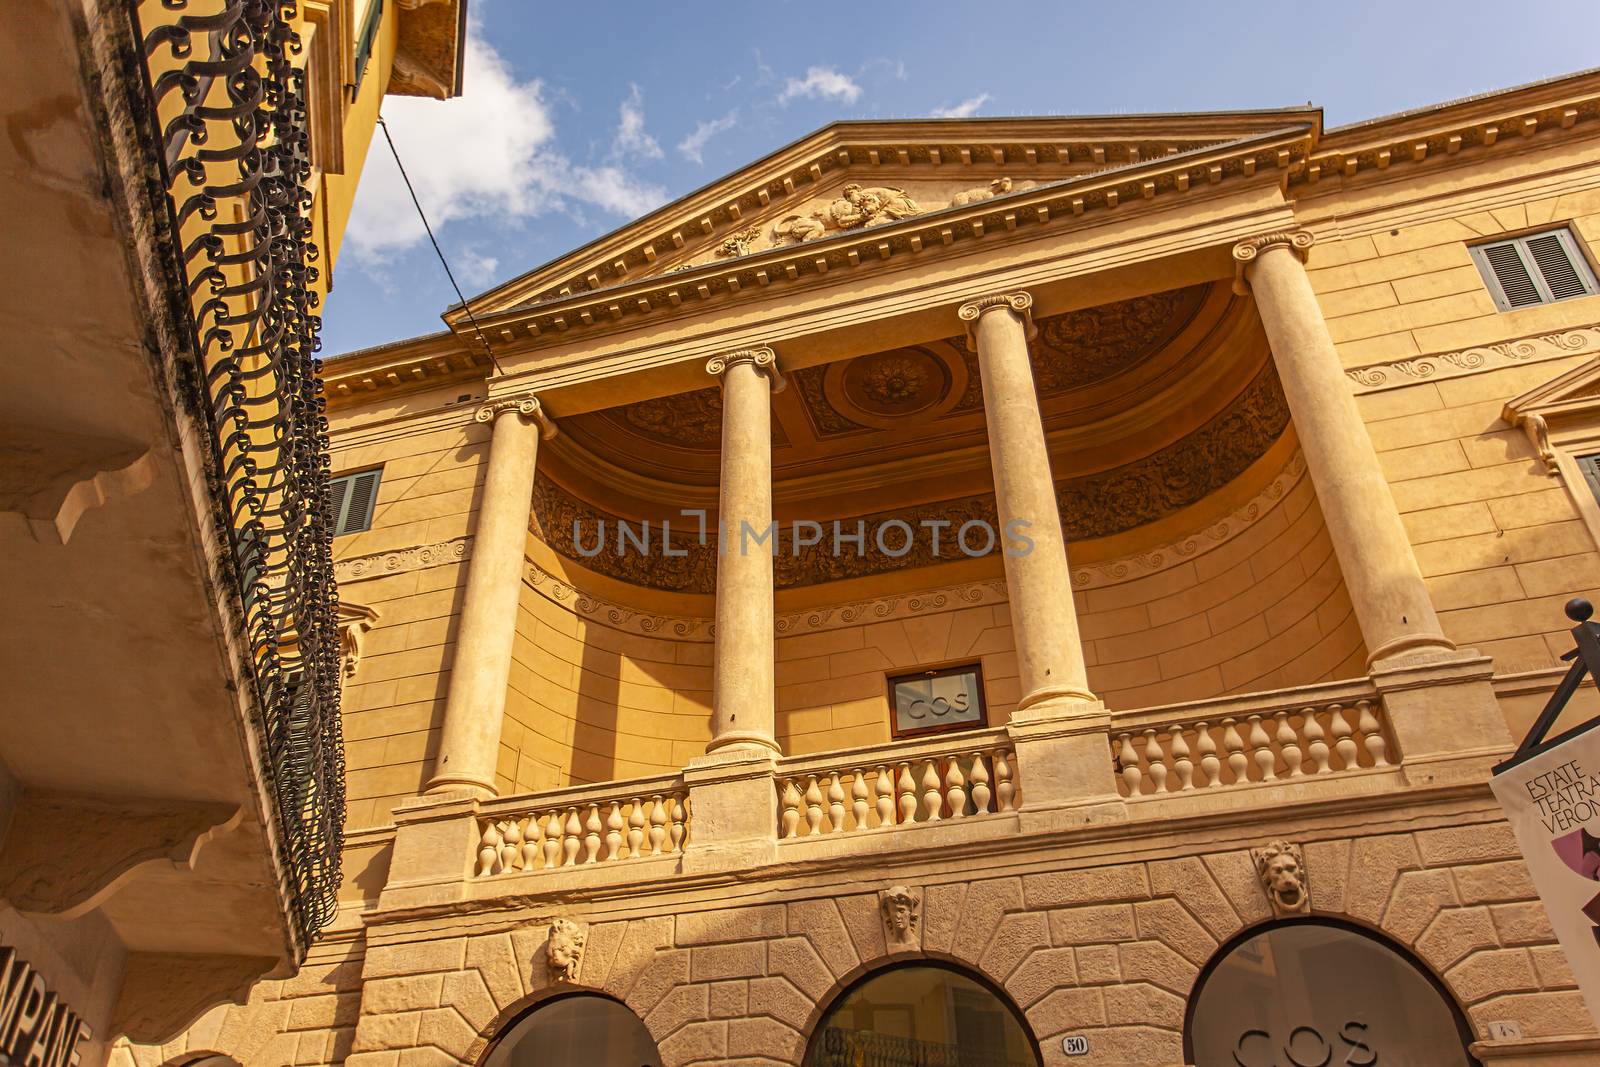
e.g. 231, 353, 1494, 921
1490, 718, 1600, 1030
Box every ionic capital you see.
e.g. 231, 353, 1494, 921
474, 392, 557, 438
1231, 230, 1315, 295
958, 291, 1037, 344
706, 346, 785, 392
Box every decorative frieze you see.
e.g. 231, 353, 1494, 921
1344, 324, 1600, 394
334, 537, 470, 583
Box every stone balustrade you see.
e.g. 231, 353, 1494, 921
774, 728, 1018, 838
1110, 680, 1395, 798
473, 775, 689, 876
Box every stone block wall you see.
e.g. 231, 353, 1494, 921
125, 812, 1593, 1067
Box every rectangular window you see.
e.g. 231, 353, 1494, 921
1470, 227, 1598, 311
329, 469, 382, 536
1578, 454, 1600, 507
887, 663, 987, 739
351, 0, 383, 101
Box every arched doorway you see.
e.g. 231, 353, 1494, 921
1185, 918, 1481, 1067
479, 992, 661, 1067
804, 962, 1041, 1067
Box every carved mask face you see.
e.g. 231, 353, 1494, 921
1268, 855, 1303, 901
889, 901, 912, 931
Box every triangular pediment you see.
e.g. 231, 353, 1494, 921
1504, 356, 1600, 424
451, 110, 1322, 321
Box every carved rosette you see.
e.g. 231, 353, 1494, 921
1252, 840, 1311, 917
544, 918, 587, 983
1231, 230, 1316, 294
706, 346, 785, 393
957, 291, 1038, 344
475, 392, 558, 438
879, 885, 923, 951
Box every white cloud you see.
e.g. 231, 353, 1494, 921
677, 112, 738, 165
931, 93, 992, 119
454, 247, 500, 287
778, 66, 861, 106
614, 83, 663, 160
346, 36, 667, 264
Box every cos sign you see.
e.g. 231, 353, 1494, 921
1231, 1022, 1375, 1066
0, 946, 92, 1067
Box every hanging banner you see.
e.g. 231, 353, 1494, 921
1491, 716, 1600, 1030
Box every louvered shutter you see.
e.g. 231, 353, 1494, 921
328, 475, 351, 532
1580, 455, 1600, 508
1478, 241, 1542, 309
1526, 231, 1595, 302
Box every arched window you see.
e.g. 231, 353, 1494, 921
805, 962, 1041, 1067
1186, 919, 1480, 1067
480, 993, 660, 1067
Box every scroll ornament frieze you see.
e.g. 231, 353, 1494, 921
1343, 324, 1600, 394
334, 536, 470, 583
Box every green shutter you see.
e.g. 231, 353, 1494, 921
330, 469, 382, 535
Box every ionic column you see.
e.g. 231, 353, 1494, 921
959, 293, 1098, 712
1234, 231, 1455, 668
704, 348, 784, 754
425, 393, 555, 797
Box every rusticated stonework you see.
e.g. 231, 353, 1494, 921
532, 361, 1289, 593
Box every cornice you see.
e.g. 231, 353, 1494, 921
321, 331, 488, 407
453, 126, 1314, 350
1344, 323, 1600, 394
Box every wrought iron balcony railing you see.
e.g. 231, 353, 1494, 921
128, 0, 344, 951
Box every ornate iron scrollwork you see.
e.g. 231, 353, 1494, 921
129, 0, 344, 951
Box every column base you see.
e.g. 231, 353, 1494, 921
703, 732, 782, 757
1018, 683, 1100, 711
1006, 698, 1129, 834
680, 749, 779, 873
1370, 649, 1513, 787
1364, 631, 1459, 671
423, 772, 498, 801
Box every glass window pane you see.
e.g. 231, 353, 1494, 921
1188, 922, 1473, 1067
806, 965, 1039, 1067
482, 994, 661, 1067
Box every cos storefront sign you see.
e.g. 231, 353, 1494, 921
0, 945, 92, 1066
887, 664, 986, 739
1186, 921, 1478, 1067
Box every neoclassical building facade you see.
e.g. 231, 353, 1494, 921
123, 69, 1600, 1066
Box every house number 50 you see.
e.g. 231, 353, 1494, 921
1061, 1035, 1089, 1056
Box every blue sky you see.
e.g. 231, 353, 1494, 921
323, 0, 1599, 356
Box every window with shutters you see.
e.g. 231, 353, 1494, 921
1578, 454, 1600, 508
329, 469, 382, 536
1470, 227, 1599, 311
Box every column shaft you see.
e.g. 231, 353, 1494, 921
1237, 232, 1455, 667
706, 348, 782, 754
425, 395, 552, 796
960, 293, 1097, 712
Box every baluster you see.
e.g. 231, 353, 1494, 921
1168, 727, 1193, 791
1358, 700, 1390, 767
522, 817, 543, 870
1222, 718, 1247, 783
477, 821, 501, 877
543, 811, 563, 869
1303, 708, 1330, 774
921, 760, 943, 821
1196, 722, 1221, 788
500, 819, 523, 872
627, 797, 647, 857
1276, 711, 1304, 778
1117, 733, 1143, 796
851, 769, 870, 831
875, 766, 894, 827
1330, 704, 1357, 769
1249, 715, 1276, 782
582, 804, 602, 864
649, 795, 668, 854
805, 774, 825, 836
994, 750, 1016, 811
946, 755, 968, 817
780, 778, 802, 839
897, 763, 918, 823
827, 775, 846, 833
669, 796, 687, 852
1144, 729, 1169, 793
604, 802, 623, 861
969, 752, 992, 813
561, 809, 581, 866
